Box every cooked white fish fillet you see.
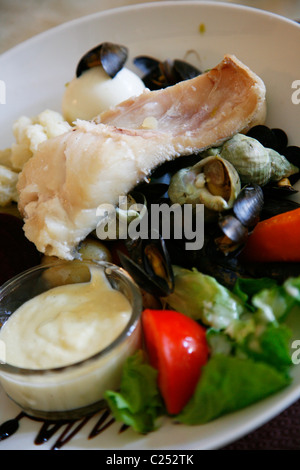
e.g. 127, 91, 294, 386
18, 54, 266, 260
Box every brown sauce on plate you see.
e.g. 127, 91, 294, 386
0, 408, 127, 450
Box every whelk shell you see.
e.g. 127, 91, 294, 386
168, 155, 241, 213
220, 133, 299, 186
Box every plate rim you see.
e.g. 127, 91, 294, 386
1, 0, 299, 59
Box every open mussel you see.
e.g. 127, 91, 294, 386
133, 55, 202, 90
118, 235, 174, 297
262, 177, 298, 198
76, 42, 128, 78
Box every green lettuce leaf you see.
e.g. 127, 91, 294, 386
206, 329, 234, 356
207, 320, 292, 372
177, 354, 291, 425
233, 277, 278, 312
166, 266, 245, 329
252, 285, 296, 323
104, 350, 164, 434
239, 322, 293, 370
283, 277, 300, 303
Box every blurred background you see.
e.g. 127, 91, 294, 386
1, 0, 300, 54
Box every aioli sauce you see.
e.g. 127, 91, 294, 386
0, 267, 131, 369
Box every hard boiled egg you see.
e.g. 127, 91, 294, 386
62, 66, 145, 123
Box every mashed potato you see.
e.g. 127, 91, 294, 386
9, 109, 71, 171
0, 164, 19, 206
0, 109, 70, 206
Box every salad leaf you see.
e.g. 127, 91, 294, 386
166, 266, 245, 329
104, 350, 164, 434
177, 354, 291, 425
283, 277, 300, 303
206, 328, 234, 356
207, 321, 292, 372
233, 277, 278, 312
252, 285, 296, 322
239, 322, 292, 370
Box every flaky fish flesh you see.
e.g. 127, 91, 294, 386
18, 55, 266, 259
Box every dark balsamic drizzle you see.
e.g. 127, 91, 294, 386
88, 408, 115, 440
0, 412, 25, 441
48, 415, 93, 451
0, 407, 122, 450
35, 420, 71, 446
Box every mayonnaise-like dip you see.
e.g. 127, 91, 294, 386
0, 267, 131, 369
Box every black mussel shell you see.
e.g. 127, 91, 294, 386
150, 153, 202, 178
76, 42, 128, 78
260, 196, 300, 220
172, 59, 202, 81
134, 57, 170, 90
246, 125, 284, 152
134, 55, 202, 90
282, 145, 300, 168
263, 178, 298, 197
142, 238, 174, 294
233, 184, 264, 227
133, 56, 160, 75
271, 128, 289, 153
118, 236, 174, 297
217, 185, 263, 251
142, 71, 168, 90
283, 146, 300, 185
135, 182, 170, 203
218, 215, 248, 244
118, 250, 162, 296
101, 42, 128, 78
247, 124, 300, 171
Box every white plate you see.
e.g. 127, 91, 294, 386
0, 1, 300, 450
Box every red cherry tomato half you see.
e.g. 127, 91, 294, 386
142, 309, 209, 415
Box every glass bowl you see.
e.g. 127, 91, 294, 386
0, 260, 142, 420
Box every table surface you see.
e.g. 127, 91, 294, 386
1, 0, 300, 451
